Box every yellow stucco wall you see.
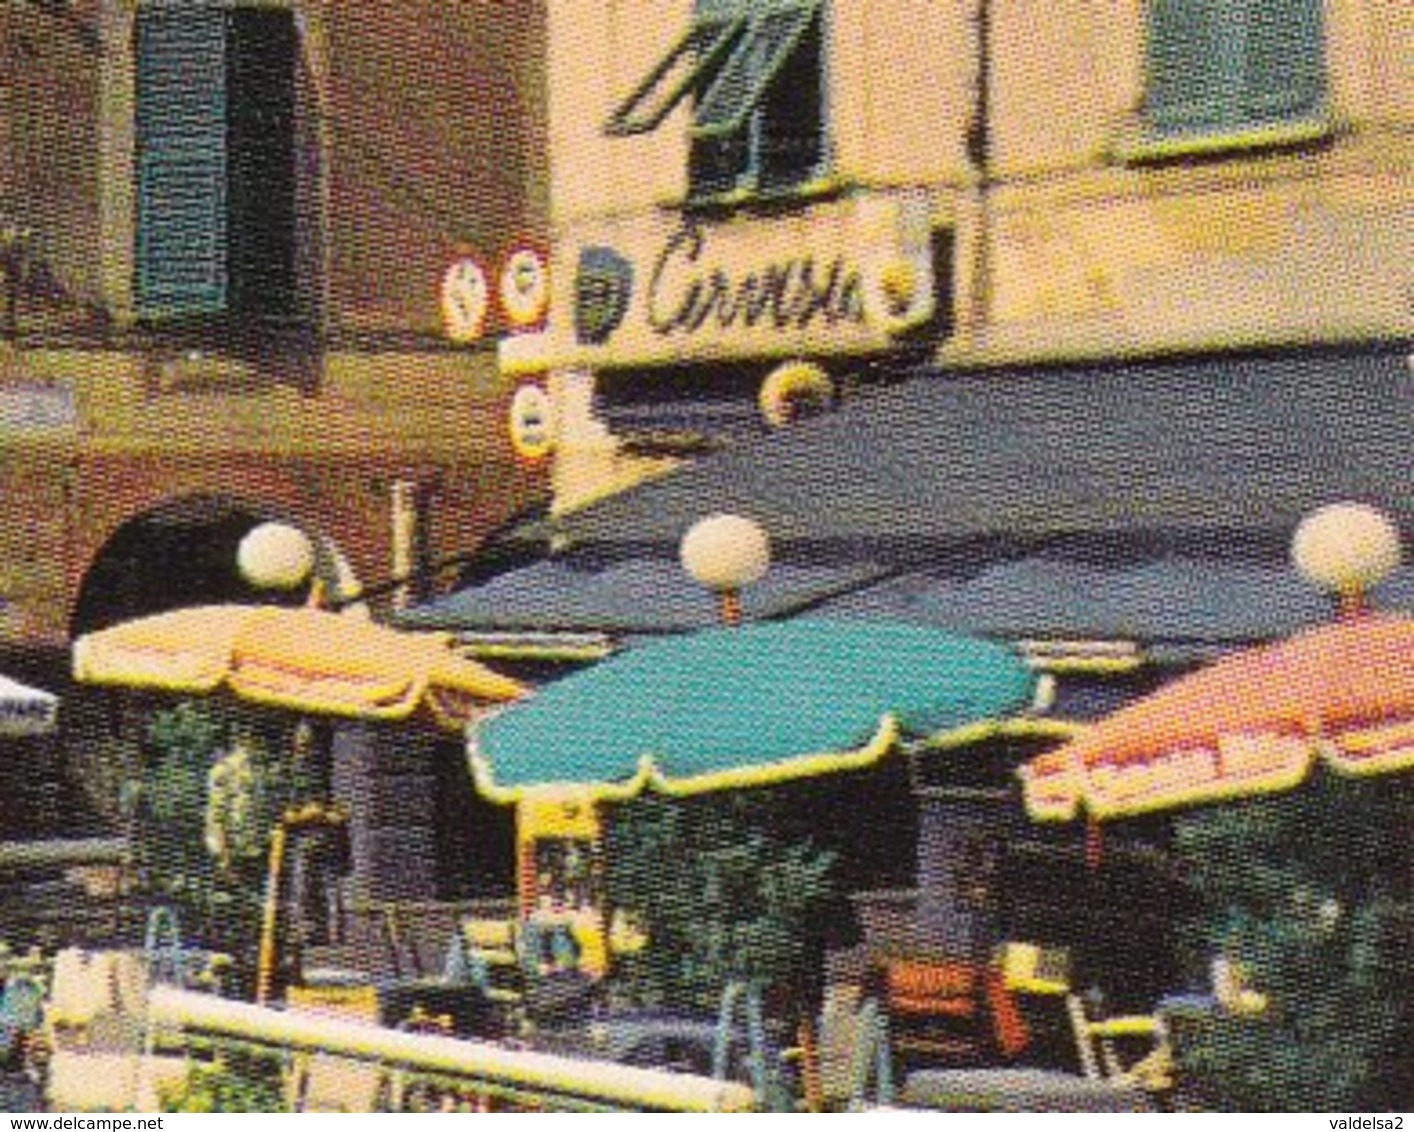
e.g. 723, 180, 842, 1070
971, 0, 1414, 359
542, 0, 1414, 366
549, 0, 977, 224
830, 0, 975, 189
549, 0, 693, 222
532, 0, 1413, 511
980, 139, 1413, 361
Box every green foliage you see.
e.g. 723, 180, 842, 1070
130, 702, 304, 964
1173, 774, 1412, 1110
604, 792, 839, 1015
142, 703, 226, 890
163, 1053, 289, 1113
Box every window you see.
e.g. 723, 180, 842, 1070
605, 0, 827, 200
134, 4, 296, 323
1144, 0, 1324, 141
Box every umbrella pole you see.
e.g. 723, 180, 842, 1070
1085, 816, 1104, 871
797, 1012, 822, 1111
1338, 589, 1367, 621
256, 821, 291, 1007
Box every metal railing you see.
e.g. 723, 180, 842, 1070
146, 987, 756, 1113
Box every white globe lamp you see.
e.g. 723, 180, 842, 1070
1291, 503, 1402, 618
238, 521, 317, 592
680, 513, 771, 626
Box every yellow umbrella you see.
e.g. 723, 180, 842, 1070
73, 604, 525, 728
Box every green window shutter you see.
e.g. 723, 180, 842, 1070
604, 17, 746, 136
1242, 0, 1324, 124
1145, 0, 1236, 137
135, 7, 228, 318
692, 3, 820, 140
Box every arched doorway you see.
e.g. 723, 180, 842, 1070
62, 496, 358, 832
70, 495, 348, 637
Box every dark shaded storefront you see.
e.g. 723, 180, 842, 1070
400, 341, 1410, 1014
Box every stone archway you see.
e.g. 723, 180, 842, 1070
62, 494, 363, 832
69, 494, 357, 638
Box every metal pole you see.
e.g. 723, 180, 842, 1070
965, 0, 993, 344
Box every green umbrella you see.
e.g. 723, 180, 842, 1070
469, 620, 1048, 802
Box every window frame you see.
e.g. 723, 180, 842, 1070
1139, 0, 1327, 151
130, 0, 299, 328
602, 0, 830, 203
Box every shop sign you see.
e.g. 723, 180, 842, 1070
507, 382, 555, 463
572, 224, 868, 347
647, 224, 865, 338
574, 247, 634, 345
560, 195, 942, 363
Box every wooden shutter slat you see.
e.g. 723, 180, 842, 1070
1145, 0, 1233, 137
135, 7, 228, 318
692, 4, 819, 140
1242, 0, 1324, 122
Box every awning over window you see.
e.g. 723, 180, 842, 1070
534, 347, 1411, 555
604, 0, 821, 138
409, 346, 1410, 649
815, 552, 1414, 655
399, 545, 1413, 653
397, 555, 889, 635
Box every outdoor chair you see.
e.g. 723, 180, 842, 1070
817, 987, 895, 1110
997, 942, 1171, 1092
284, 970, 386, 1113
997, 942, 1070, 998
1064, 991, 1172, 1092
461, 915, 525, 1010
872, 953, 1029, 1069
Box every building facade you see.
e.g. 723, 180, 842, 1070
0, 0, 550, 649
429, 0, 1413, 979
503, 0, 1412, 512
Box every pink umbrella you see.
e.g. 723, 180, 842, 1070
1020, 613, 1414, 822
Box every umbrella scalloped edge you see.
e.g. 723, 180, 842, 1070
467, 712, 1082, 805
468, 713, 905, 804
1022, 730, 1320, 822
1325, 720, 1414, 777
1024, 723, 1414, 824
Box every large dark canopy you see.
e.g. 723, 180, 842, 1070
534, 345, 1411, 555
401, 344, 1412, 643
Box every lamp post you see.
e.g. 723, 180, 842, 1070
1291, 502, 1402, 620
679, 514, 771, 627
237, 521, 317, 597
